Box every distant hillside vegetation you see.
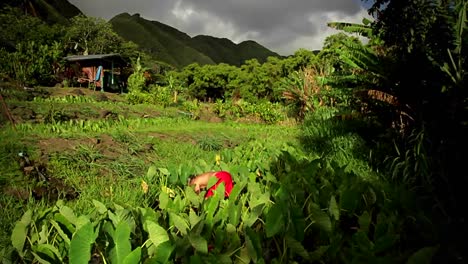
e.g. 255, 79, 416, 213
110, 13, 281, 68
1, 0, 82, 24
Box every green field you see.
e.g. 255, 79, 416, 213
0, 88, 435, 264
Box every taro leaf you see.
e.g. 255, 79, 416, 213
358, 211, 371, 234
340, 187, 360, 213
50, 219, 71, 246
328, 196, 340, 221
11, 209, 32, 257
31, 251, 52, 264
190, 255, 204, 264
309, 246, 329, 262
152, 241, 175, 264
245, 233, 257, 263
406, 246, 438, 264
159, 191, 169, 210
374, 234, 399, 254
109, 221, 132, 264
190, 219, 205, 237
167, 164, 179, 184
352, 231, 373, 253
265, 204, 284, 238
286, 236, 309, 260
189, 209, 201, 228
188, 233, 208, 254
122, 247, 141, 264
147, 166, 157, 180
244, 204, 265, 228
236, 246, 251, 264
59, 205, 77, 225
309, 203, 332, 233
69, 222, 97, 264
169, 212, 189, 235
33, 244, 62, 263
186, 186, 201, 207
249, 192, 270, 209
54, 212, 75, 236
207, 176, 219, 190
92, 200, 108, 215
158, 167, 170, 176
144, 220, 169, 250
245, 227, 262, 262
228, 202, 241, 227
228, 181, 246, 203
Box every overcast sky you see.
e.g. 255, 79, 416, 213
68, 0, 373, 56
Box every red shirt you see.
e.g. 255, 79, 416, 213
205, 171, 233, 198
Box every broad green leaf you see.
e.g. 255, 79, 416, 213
406, 246, 438, 264
265, 204, 284, 238
54, 213, 75, 236
144, 220, 169, 249
159, 167, 170, 176
236, 246, 250, 264
328, 196, 340, 221
123, 247, 141, 264
59, 205, 77, 225
245, 227, 262, 262
249, 192, 270, 209
147, 166, 157, 179
169, 212, 189, 235
352, 231, 373, 252
228, 182, 246, 203
75, 215, 92, 230
189, 209, 201, 228
228, 203, 241, 227
309, 246, 329, 262
358, 211, 371, 234
34, 244, 62, 262
190, 255, 204, 264
186, 186, 201, 207
374, 234, 399, 254
92, 200, 108, 215
286, 236, 309, 260
309, 203, 332, 233
11, 209, 32, 257
340, 187, 360, 212
153, 241, 174, 263
188, 233, 208, 254
207, 176, 219, 190
31, 251, 53, 264
159, 192, 169, 210
244, 204, 264, 227
69, 222, 96, 264
38, 224, 48, 244
110, 221, 132, 264
50, 219, 71, 246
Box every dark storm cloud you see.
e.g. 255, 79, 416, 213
68, 0, 371, 55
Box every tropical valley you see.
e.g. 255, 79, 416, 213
0, 0, 467, 263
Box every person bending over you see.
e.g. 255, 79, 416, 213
188, 171, 233, 198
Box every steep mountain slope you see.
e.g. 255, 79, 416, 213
1, 0, 82, 24
110, 13, 281, 68
110, 13, 215, 68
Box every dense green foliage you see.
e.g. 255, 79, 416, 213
0, 0, 467, 263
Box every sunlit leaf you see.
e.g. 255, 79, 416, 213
69, 222, 96, 264
265, 204, 284, 238
11, 209, 32, 257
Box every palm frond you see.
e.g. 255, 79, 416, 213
328, 22, 373, 38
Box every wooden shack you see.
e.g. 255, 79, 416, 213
63, 53, 129, 93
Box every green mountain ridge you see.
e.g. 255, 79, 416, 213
1, 0, 82, 24
109, 13, 281, 68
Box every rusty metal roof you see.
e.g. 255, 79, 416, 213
63, 53, 123, 61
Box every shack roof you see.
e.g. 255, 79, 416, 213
63, 53, 125, 63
